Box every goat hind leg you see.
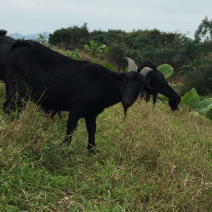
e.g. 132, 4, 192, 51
146, 92, 150, 103
63, 107, 81, 146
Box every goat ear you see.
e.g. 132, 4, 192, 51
112, 73, 125, 81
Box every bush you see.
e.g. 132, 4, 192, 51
49, 23, 90, 49
182, 61, 212, 95
106, 44, 142, 72
106, 43, 127, 72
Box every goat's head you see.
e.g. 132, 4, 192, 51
169, 94, 181, 111
113, 57, 153, 114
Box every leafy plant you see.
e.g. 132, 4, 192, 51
180, 88, 197, 106
84, 41, 108, 57
193, 98, 212, 115
178, 59, 197, 74
181, 87, 212, 120
66, 51, 81, 60
157, 64, 174, 78
35, 33, 49, 47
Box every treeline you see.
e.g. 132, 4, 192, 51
49, 18, 212, 95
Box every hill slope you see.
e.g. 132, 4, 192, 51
0, 83, 212, 211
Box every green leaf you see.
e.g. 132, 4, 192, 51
206, 108, 212, 120
66, 51, 81, 60
84, 45, 90, 51
193, 98, 212, 115
181, 90, 196, 105
157, 64, 174, 78
189, 88, 200, 108
101, 46, 109, 53
100, 44, 106, 48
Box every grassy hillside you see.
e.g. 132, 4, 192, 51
0, 82, 212, 211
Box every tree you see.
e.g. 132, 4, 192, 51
49, 23, 90, 49
195, 16, 212, 41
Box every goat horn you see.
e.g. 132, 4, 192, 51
125, 57, 137, 72
140, 67, 153, 76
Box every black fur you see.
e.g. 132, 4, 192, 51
0, 30, 15, 81
4, 40, 152, 152
0, 32, 61, 118
137, 61, 181, 111
137, 60, 157, 72
9, 40, 33, 53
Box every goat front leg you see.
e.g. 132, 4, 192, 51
153, 93, 158, 106
85, 115, 97, 153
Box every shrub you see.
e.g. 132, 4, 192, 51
106, 43, 127, 72
106, 44, 142, 72
182, 61, 212, 95
49, 23, 90, 49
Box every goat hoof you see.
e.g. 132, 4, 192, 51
87, 147, 98, 154
61, 139, 71, 147
89, 149, 96, 154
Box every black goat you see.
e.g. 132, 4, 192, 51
3, 40, 153, 152
0, 30, 14, 82
0, 30, 61, 118
137, 61, 181, 111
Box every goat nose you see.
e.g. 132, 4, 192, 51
122, 97, 134, 109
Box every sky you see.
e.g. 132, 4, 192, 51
1, 0, 211, 37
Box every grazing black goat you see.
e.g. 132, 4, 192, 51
137, 60, 181, 111
3, 40, 153, 152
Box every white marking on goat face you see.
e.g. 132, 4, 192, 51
140, 67, 153, 76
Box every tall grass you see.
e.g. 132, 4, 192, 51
0, 83, 212, 211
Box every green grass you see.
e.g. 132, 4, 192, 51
0, 83, 212, 211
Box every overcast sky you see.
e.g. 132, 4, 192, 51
1, 0, 211, 37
